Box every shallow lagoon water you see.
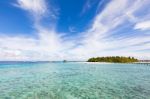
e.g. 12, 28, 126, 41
0, 62, 150, 99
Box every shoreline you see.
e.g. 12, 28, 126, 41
76, 62, 150, 64
76, 62, 114, 64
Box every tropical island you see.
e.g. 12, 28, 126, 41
87, 56, 139, 63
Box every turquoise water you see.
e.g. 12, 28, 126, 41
0, 62, 150, 99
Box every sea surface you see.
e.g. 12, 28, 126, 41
0, 62, 150, 99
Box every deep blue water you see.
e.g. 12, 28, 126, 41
0, 62, 150, 99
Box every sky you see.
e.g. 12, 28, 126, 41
0, 0, 150, 61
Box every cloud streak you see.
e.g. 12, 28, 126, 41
69, 0, 150, 60
14, 0, 48, 20
134, 20, 150, 30
0, 0, 150, 61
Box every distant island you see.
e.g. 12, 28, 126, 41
63, 60, 67, 63
87, 56, 139, 63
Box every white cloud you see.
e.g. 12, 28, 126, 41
0, 0, 73, 61
14, 0, 48, 20
134, 20, 150, 30
0, 29, 75, 61
1, 0, 150, 61
68, 0, 150, 60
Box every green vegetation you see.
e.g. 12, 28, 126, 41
87, 56, 139, 63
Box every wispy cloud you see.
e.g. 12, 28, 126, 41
69, 0, 150, 60
0, 0, 69, 61
134, 20, 150, 30
0, 28, 75, 61
14, 0, 48, 20
69, 26, 76, 33
81, 0, 92, 15
0, 0, 150, 61
80, 0, 100, 16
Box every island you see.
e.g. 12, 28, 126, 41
63, 60, 67, 63
87, 56, 139, 63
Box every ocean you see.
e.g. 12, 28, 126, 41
0, 62, 150, 99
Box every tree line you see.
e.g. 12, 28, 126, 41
87, 56, 139, 63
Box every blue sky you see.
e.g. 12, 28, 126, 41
0, 0, 150, 61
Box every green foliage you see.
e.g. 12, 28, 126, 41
87, 56, 138, 63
